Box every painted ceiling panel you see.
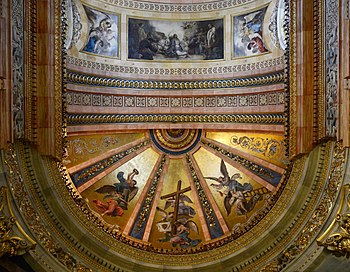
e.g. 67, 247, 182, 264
65, 129, 288, 253
66, 132, 146, 168
81, 147, 159, 229
62, 0, 291, 266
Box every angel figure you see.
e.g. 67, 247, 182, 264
205, 159, 253, 215
205, 160, 252, 193
92, 191, 126, 217
156, 207, 174, 223
164, 194, 196, 217
93, 168, 139, 216
157, 216, 201, 248
113, 169, 139, 205
83, 7, 117, 56
169, 219, 201, 248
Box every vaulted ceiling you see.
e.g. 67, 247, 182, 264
0, 0, 349, 271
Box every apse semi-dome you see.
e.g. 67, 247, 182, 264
63, 0, 289, 266
1, 0, 347, 271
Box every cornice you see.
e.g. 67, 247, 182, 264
95, 0, 256, 13
67, 70, 284, 90
67, 113, 286, 125
66, 56, 284, 78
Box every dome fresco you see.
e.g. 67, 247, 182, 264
0, 0, 347, 271
62, 0, 290, 265
66, 130, 286, 254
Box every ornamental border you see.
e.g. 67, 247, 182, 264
99, 0, 255, 13
67, 91, 285, 109
67, 71, 284, 90
67, 113, 286, 125
67, 56, 284, 76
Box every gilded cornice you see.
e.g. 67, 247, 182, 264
286, 0, 295, 158
97, 0, 255, 13
67, 70, 284, 90
314, 0, 326, 140
24, 0, 37, 142
56, 0, 66, 160
67, 113, 286, 125
66, 56, 284, 77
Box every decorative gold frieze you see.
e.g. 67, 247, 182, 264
24, 0, 37, 143
319, 213, 350, 257
67, 113, 285, 125
317, 184, 350, 257
261, 141, 345, 271
0, 186, 36, 257
288, 0, 297, 158
231, 135, 286, 161
67, 70, 284, 90
3, 143, 92, 271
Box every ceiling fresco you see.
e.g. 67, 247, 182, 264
65, 129, 288, 252
63, 0, 290, 266
66, 0, 285, 80
1, 0, 348, 270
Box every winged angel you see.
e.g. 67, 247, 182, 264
205, 160, 262, 218
92, 169, 139, 217
83, 7, 117, 56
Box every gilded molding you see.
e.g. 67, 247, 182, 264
185, 154, 223, 236
56, 0, 66, 159
67, 90, 285, 109
0, 186, 36, 257
131, 155, 166, 237
24, 0, 37, 142
317, 184, 350, 257
318, 213, 350, 257
67, 56, 284, 76
314, 0, 326, 140
99, 0, 254, 13
67, 70, 284, 90
67, 113, 286, 125
260, 141, 345, 271
287, 0, 295, 158
3, 143, 92, 271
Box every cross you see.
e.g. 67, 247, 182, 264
160, 180, 191, 235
